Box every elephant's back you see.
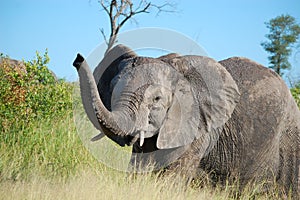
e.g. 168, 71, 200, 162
219, 57, 290, 104
219, 57, 283, 91
220, 57, 292, 115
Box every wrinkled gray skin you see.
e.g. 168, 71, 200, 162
73, 45, 300, 197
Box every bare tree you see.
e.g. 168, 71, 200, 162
99, 0, 176, 55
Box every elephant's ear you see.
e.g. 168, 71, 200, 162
157, 55, 240, 149
157, 77, 199, 149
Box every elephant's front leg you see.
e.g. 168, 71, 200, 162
162, 137, 217, 186
162, 143, 211, 188
162, 152, 202, 186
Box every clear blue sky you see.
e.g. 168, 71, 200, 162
1, 0, 300, 83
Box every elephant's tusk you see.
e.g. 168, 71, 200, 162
139, 131, 145, 146
91, 132, 105, 142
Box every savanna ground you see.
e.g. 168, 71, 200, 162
1, 53, 299, 200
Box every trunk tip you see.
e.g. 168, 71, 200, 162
73, 53, 84, 70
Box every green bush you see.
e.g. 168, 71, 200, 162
291, 82, 300, 109
0, 51, 91, 180
0, 50, 73, 133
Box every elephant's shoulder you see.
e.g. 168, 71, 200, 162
220, 57, 291, 115
220, 57, 279, 80
219, 57, 285, 89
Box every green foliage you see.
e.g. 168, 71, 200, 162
261, 14, 300, 76
0, 50, 73, 133
0, 51, 100, 181
24, 49, 55, 84
291, 82, 300, 109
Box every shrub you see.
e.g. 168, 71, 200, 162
291, 83, 300, 109
0, 51, 102, 181
0, 50, 73, 133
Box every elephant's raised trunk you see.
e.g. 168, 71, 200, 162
73, 54, 134, 146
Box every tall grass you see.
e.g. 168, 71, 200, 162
0, 110, 220, 200
0, 170, 218, 200
0, 111, 288, 200
0, 111, 103, 181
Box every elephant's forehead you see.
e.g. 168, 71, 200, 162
119, 62, 175, 90
144, 85, 172, 98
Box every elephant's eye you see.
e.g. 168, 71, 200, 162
154, 96, 161, 102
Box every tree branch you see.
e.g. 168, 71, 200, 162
151, 2, 177, 16
98, 0, 177, 54
99, 0, 110, 16
100, 28, 109, 45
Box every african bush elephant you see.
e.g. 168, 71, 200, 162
73, 44, 300, 197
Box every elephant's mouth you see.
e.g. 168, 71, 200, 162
130, 130, 158, 146
91, 128, 158, 147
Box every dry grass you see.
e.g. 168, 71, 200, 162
0, 170, 224, 200
0, 168, 286, 200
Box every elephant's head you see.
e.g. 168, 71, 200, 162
73, 45, 240, 151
